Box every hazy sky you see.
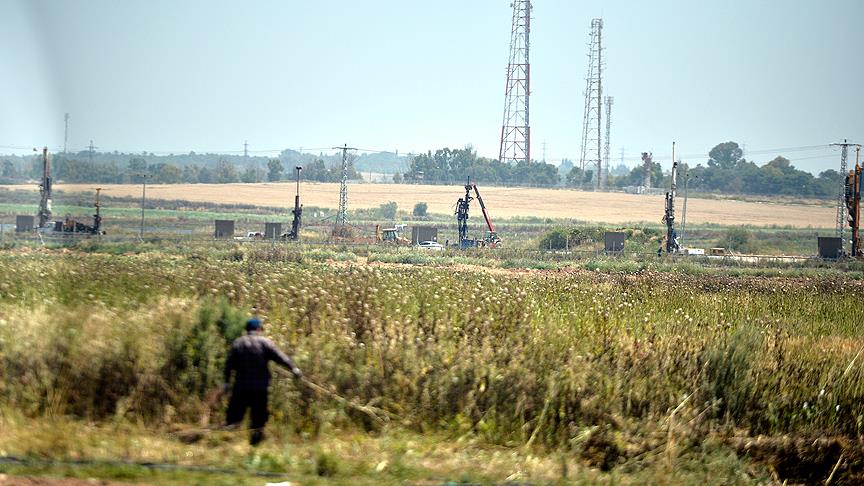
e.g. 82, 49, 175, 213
1, 0, 862, 173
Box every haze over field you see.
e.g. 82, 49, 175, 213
2, 0, 862, 173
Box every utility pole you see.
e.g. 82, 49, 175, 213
333, 144, 356, 227
578, 18, 603, 179
139, 173, 149, 238
244, 140, 248, 158
63, 113, 70, 154
498, 0, 532, 165
88, 140, 96, 165
832, 140, 861, 252
542, 141, 546, 163
601, 96, 613, 190
681, 170, 697, 248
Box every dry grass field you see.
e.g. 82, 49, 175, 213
3, 182, 834, 227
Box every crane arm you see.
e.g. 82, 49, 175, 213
471, 183, 496, 233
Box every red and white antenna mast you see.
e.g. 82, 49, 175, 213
498, 0, 531, 165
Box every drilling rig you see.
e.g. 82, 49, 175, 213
454, 178, 501, 249
37, 147, 52, 228
55, 188, 104, 235
660, 143, 680, 254
283, 166, 303, 241
845, 148, 861, 257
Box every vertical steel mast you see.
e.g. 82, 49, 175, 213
333, 144, 356, 228
579, 19, 603, 181
601, 96, 613, 189
37, 147, 52, 228
832, 140, 861, 253
498, 0, 531, 165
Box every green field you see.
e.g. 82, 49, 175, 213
1, 243, 863, 484
0, 187, 833, 256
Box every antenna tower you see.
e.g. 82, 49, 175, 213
88, 140, 97, 165
601, 96, 613, 189
63, 113, 70, 153
333, 144, 356, 227
498, 0, 531, 165
578, 18, 603, 182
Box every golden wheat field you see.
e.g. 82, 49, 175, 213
4, 182, 834, 227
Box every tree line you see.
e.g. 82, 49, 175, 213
0, 141, 840, 198
394, 142, 840, 198
0, 152, 359, 185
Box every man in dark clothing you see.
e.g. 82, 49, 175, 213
224, 317, 302, 445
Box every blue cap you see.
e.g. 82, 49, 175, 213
246, 317, 262, 331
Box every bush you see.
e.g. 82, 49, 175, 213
538, 226, 604, 250
719, 227, 758, 254
412, 202, 428, 217
378, 201, 398, 220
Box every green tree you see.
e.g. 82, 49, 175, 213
708, 142, 743, 170
128, 158, 148, 183
214, 159, 239, 183
198, 166, 214, 183
720, 227, 757, 253
566, 167, 594, 187
156, 164, 183, 184
240, 166, 258, 183
182, 165, 201, 183
412, 202, 428, 217
267, 159, 284, 181
378, 201, 398, 220
1, 160, 17, 178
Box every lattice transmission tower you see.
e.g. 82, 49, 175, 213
498, 0, 532, 165
833, 139, 862, 251
333, 144, 356, 228
601, 96, 613, 190
578, 18, 603, 184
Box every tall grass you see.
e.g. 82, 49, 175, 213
1, 249, 863, 450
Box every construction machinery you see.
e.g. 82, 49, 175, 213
844, 147, 862, 257
52, 188, 104, 235
283, 166, 303, 241
454, 178, 502, 248
660, 143, 680, 254
33, 148, 103, 235
37, 147, 52, 228
375, 224, 410, 245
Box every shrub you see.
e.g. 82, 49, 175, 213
412, 202, 428, 217
719, 227, 758, 253
378, 201, 398, 220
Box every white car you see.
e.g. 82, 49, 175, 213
417, 240, 444, 251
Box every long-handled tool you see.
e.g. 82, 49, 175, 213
171, 371, 398, 443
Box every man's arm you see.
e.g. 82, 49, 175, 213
224, 346, 236, 387
265, 339, 302, 378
